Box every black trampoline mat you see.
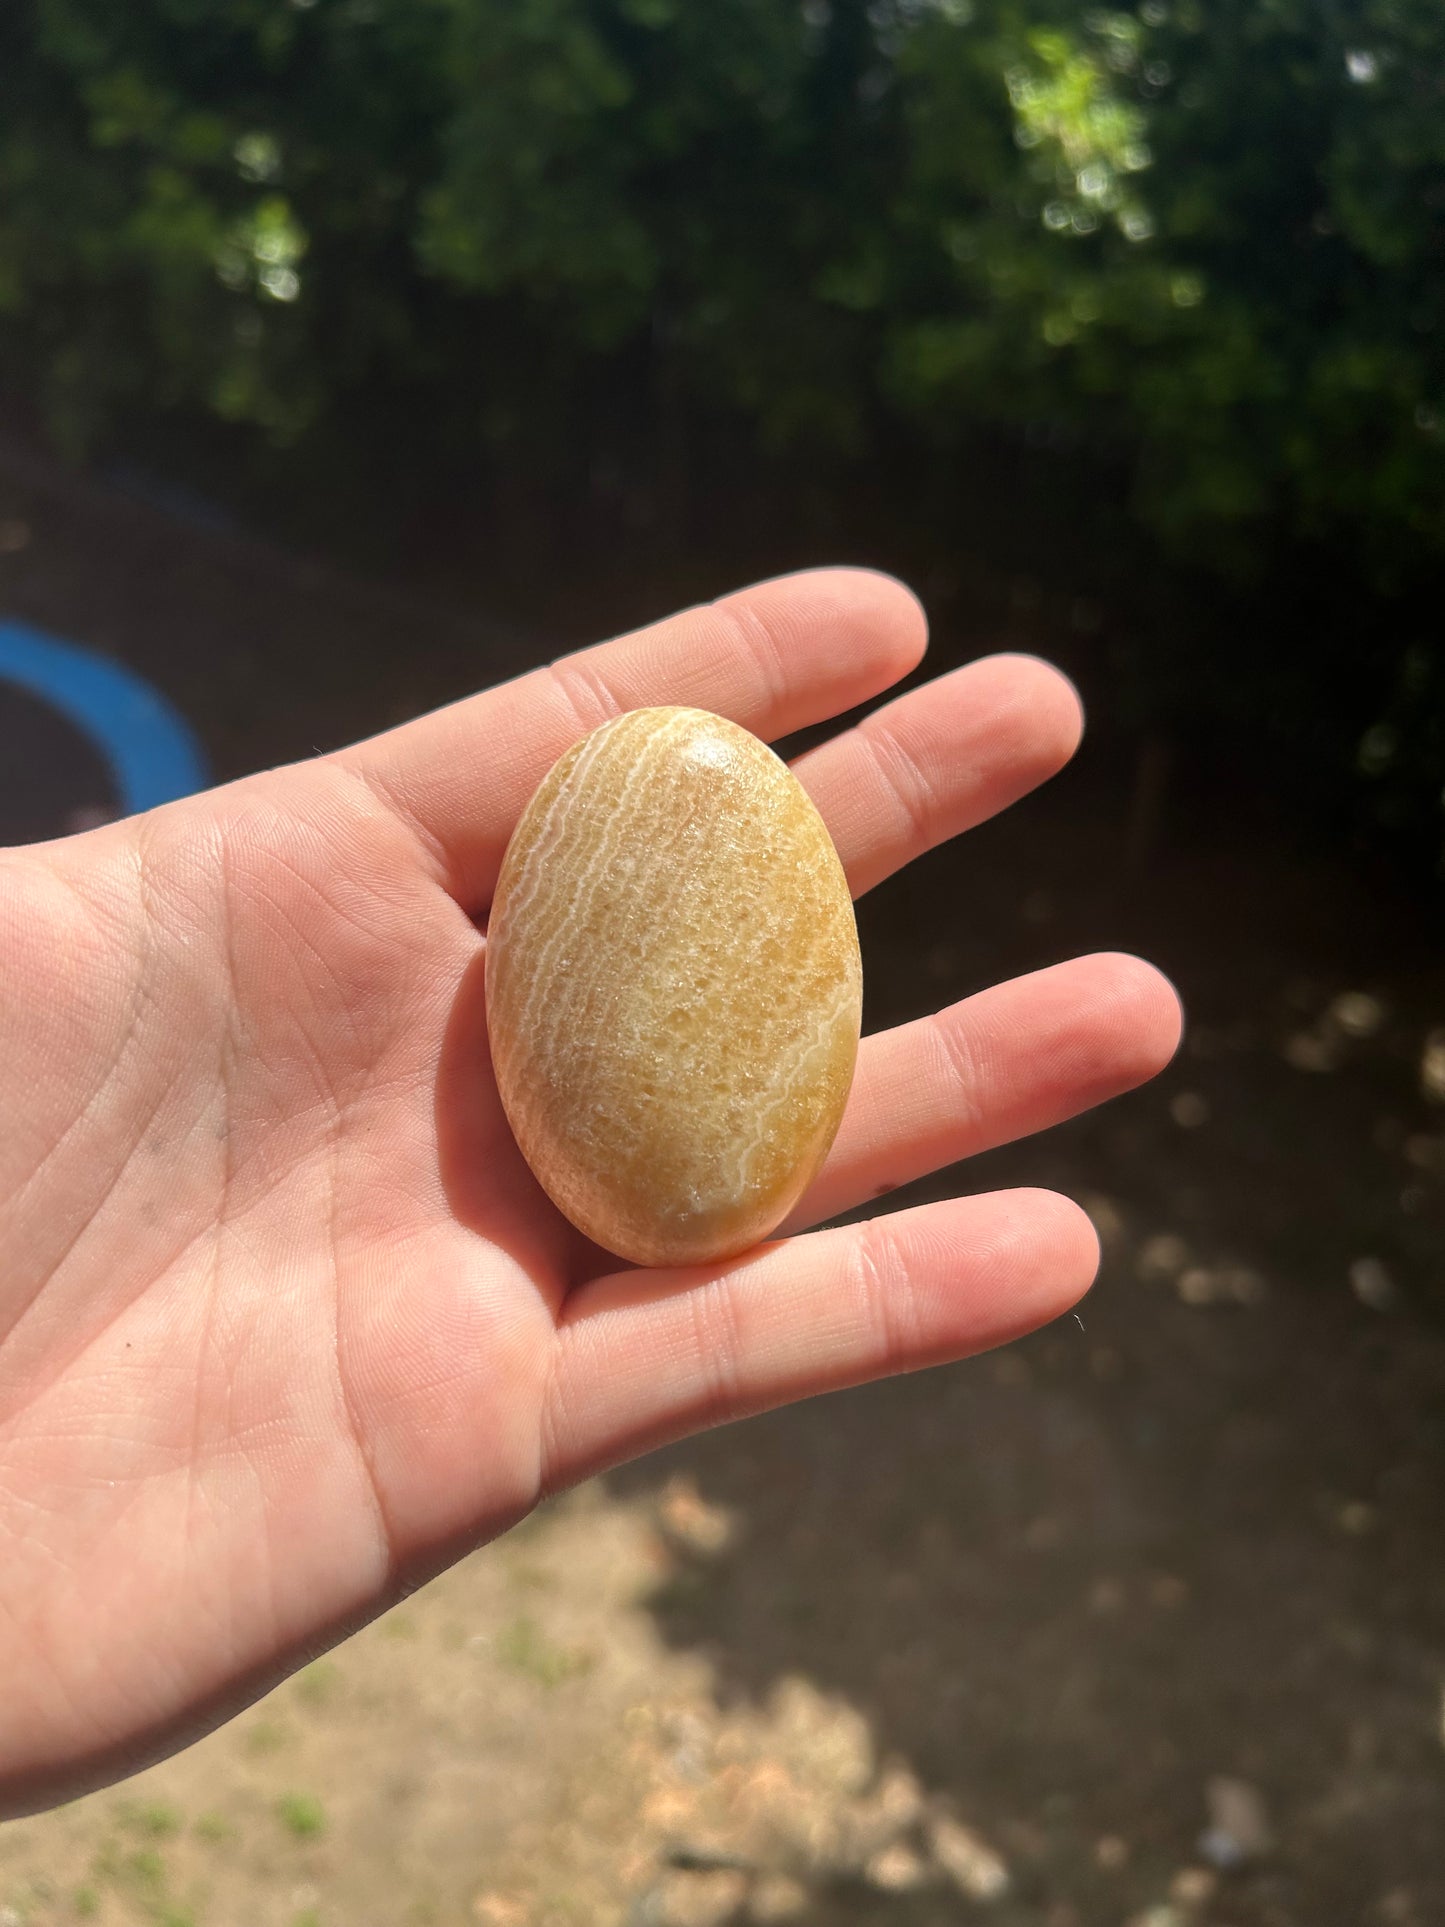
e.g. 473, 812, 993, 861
0, 677, 120, 845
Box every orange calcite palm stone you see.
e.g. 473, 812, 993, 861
486, 707, 863, 1267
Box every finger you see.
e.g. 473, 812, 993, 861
338, 568, 927, 910
793, 654, 1083, 897
785, 954, 1183, 1233
540, 1189, 1098, 1489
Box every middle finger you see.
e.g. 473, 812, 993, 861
795, 653, 1083, 898
783, 953, 1182, 1235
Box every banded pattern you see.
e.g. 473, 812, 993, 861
486, 707, 863, 1267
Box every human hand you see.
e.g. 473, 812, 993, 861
0, 570, 1179, 1815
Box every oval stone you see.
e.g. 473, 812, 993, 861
486, 706, 863, 1267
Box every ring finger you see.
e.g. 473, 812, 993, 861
785, 953, 1182, 1235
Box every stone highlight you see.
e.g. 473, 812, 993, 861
486, 706, 863, 1267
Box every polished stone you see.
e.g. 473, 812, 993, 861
486, 707, 862, 1267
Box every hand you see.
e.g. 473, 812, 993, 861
0, 570, 1179, 1815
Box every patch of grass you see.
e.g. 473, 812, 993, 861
495, 1615, 593, 1688
293, 1659, 342, 1708
380, 1611, 416, 1640
90, 1837, 123, 1884
276, 1793, 327, 1840
125, 1849, 167, 1898
240, 1718, 289, 1756
291, 1912, 322, 1927
192, 1813, 232, 1845
87, 1839, 198, 1927
119, 1802, 181, 1840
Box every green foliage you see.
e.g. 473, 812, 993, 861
275, 1791, 327, 1839
885, 0, 1443, 582
118, 1800, 182, 1840
0, 0, 1440, 828
292, 1657, 343, 1706
239, 1716, 290, 1754
2, 0, 1438, 569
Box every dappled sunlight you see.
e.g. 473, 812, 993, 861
10, 1431, 1410, 1923
1006, 16, 1156, 247
213, 196, 306, 307
0, 0, 1442, 1912
0, 734, 1442, 1918
1419, 1030, 1445, 1105
0, 1484, 1030, 1924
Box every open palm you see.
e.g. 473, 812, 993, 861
0, 571, 1178, 1816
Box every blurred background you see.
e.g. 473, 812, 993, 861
0, 1, 1442, 1923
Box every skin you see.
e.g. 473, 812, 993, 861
0, 568, 1181, 1818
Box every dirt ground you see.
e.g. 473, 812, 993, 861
0, 443, 1442, 1927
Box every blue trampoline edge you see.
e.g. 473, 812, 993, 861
0, 619, 209, 816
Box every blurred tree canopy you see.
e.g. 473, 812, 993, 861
0, 0, 1441, 836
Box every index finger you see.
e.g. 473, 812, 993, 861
336, 568, 927, 911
